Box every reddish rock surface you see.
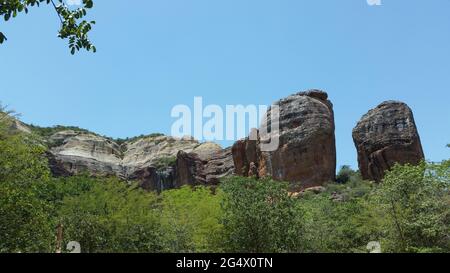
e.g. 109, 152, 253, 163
232, 90, 337, 190
352, 101, 425, 182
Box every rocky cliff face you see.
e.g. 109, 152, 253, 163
232, 90, 337, 190
6, 90, 427, 191
352, 101, 425, 182
47, 130, 228, 191
175, 147, 235, 188
48, 131, 124, 177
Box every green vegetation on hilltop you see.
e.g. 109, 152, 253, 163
28, 124, 96, 138
115, 133, 165, 146
28, 123, 165, 148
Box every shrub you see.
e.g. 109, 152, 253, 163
370, 161, 450, 253
220, 176, 306, 253
0, 122, 54, 252
58, 178, 165, 253
160, 186, 224, 253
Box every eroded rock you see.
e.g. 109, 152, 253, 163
175, 147, 235, 187
352, 101, 425, 182
47, 131, 226, 191
232, 90, 337, 190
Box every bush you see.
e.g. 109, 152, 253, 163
336, 165, 356, 184
299, 193, 381, 253
160, 186, 224, 253
370, 161, 450, 253
58, 178, 164, 253
0, 122, 54, 252
220, 176, 305, 253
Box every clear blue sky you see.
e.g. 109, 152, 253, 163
1, 0, 449, 168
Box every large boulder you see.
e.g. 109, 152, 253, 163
232, 89, 337, 190
352, 101, 425, 182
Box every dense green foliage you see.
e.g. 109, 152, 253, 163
115, 133, 165, 146
160, 186, 224, 253
0, 120, 54, 252
58, 178, 165, 253
220, 177, 305, 253
0, 119, 449, 253
371, 161, 450, 252
1, 0, 96, 54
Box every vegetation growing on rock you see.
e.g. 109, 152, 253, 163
29, 124, 96, 138
153, 156, 177, 171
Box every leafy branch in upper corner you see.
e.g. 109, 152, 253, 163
0, 0, 96, 54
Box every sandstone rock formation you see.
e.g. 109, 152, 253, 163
47, 130, 228, 191
48, 130, 123, 177
232, 89, 337, 190
352, 101, 425, 182
175, 147, 234, 187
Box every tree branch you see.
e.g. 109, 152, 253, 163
50, 0, 64, 25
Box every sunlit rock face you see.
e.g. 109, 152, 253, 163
232, 90, 337, 190
46, 130, 229, 191
48, 131, 124, 177
352, 101, 425, 182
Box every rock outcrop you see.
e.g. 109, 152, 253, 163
0, 114, 32, 134
48, 130, 124, 177
352, 101, 425, 182
46, 130, 231, 191
175, 147, 234, 187
232, 89, 337, 190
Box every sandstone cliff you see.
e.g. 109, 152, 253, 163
46, 130, 228, 191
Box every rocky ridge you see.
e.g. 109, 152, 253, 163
4, 90, 426, 192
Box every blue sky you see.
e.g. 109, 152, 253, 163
1, 0, 449, 168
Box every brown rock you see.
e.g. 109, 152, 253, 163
231, 130, 259, 178
203, 147, 235, 185
303, 186, 326, 194
175, 151, 206, 187
352, 101, 425, 182
128, 166, 176, 192
232, 89, 337, 190
175, 147, 235, 187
